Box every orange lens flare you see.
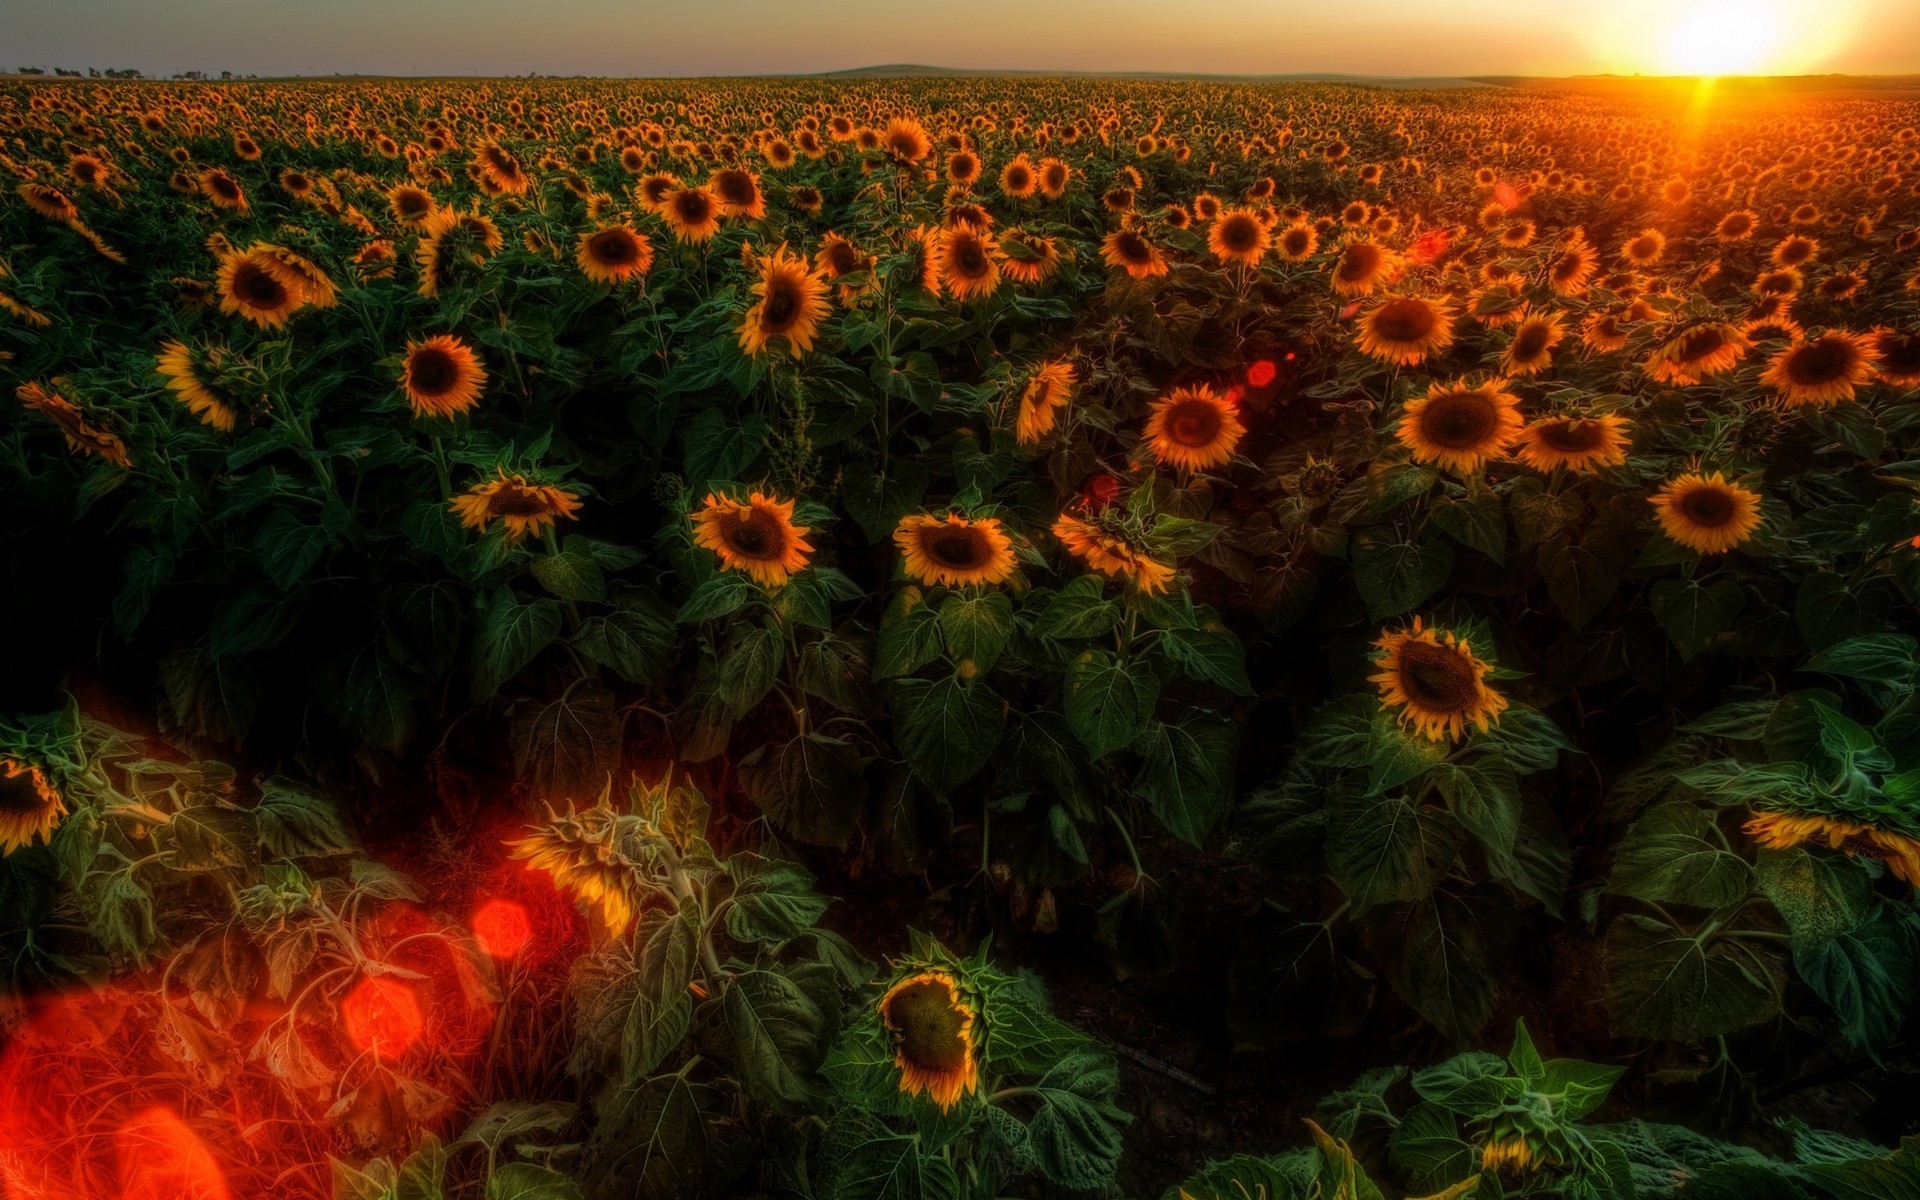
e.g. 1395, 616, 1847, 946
1246, 359, 1278, 388
471, 897, 533, 960
116, 1106, 231, 1200
340, 976, 425, 1060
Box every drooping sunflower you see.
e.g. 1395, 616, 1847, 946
157, 340, 240, 432
18, 183, 79, 223
1500, 308, 1565, 377
691, 491, 814, 586
878, 971, 979, 1112
1330, 239, 1396, 297
576, 224, 655, 285
935, 228, 1002, 302
1208, 207, 1270, 267
660, 185, 723, 244
1100, 228, 1167, 280
1870, 327, 1920, 386
255, 243, 338, 309
1395, 380, 1523, 475
996, 229, 1060, 286
1648, 471, 1763, 555
1481, 1138, 1534, 1175
402, 334, 487, 419
1744, 809, 1920, 888
1514, 413, 1631, 473
16, 381, 131, 468
1759, 330, 1880, 407
217, 248, 305, 328
0, 757, 67, 856
737, 244, 830, 358
449, 470, 584, 543
1643, 322, 1749, 386
1370, 617, 1507, 743
1016, 360, 1077, 445
1145, 385, 1244, 471
894, 513, 1016, 588
1355, 295, 1455, 366
508, 809, 635, 936
1052, 513, 1175, 593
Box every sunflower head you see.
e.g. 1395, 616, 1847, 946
508, 805, 635, 936
0, 757, 67, 856
1016, 361, 1077, 445
1208, 208, 1270, 267
1515, 413, 1630, 474
738, 244, 831, 358
894, 513, 1016, 589
1649, 471, 1763, 555
1744, 810, 1920, 888
878, 970, 980, 1112
1760, 331, 1879, 407
1396, 380, 1523, 475
403, 334, 487, 419
691, 490, 814, 587
450, 470, 584, 543
1145, 385, 1244, 472
1370, 617, 1507, 743
577, 225, 655, 285
1356, 295, 1455, 366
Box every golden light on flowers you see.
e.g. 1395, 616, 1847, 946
1145, 385, 1244, 471
1396, 380, 1523, 474
738, 243, 830, 358
935, 228, 1002, 302
508, 813, 635, 937
450, 470, 584, 543
881, 116, 932, 165
661, 185, 723, 244
1644, 322, 1749, 386
996, 229, 1060, 286
1480, 1138, 1534, 1175
878, 971, 980, 1112
1649, 471, 1763, 555
1207, 207, 1270, 267
15, 380, 131, 468
157, 340, 239, 432
217, 248, 305, 328
1052, 513, 1175, 593
1355, 295, 1455, 366
1370, 617, 1507, 743
691, 490, 814, 586
1500, 308, 1565, 377
402, 334, 487, 419
1331, 239, 1395, 297
1016, 360, 1076, 445
1870, 328, 1920, 387
1744, 811, 1920, 889
576, 224, 655, 285
0, 757, 67, 856
1275, 222, 1319, 262
18, 183, 79, 223
255, 243, 338, 309
1100, 228, 1167, 280
1515, 413, 1630, 473
387, 183, 436, 226
1759, 331, 1879, 407
894, 514, 1016, 588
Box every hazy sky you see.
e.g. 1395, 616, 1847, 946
7, 0, 1919, 79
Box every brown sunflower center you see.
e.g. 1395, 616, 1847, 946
1372, 299, 1437, 343
1511, 322, 1553, 360
714, 170, 756, 206
720, 507, 787, 560
759, 277, 801, 331
1784, 339, 1856, 386
1678, 485, 1737, 528
209, 176, 240, 200
1395, 640, 1478, 712
949, 236, 990, 278
1219, 216, 1261, 252
672, 190, 713, 223
923, 526, 989, 569
489, 485, 553, 517
1418, 391, 1499, 450
1674, 327, 1728, 363
883, 979, 970, 1073
0, 768, 53, 815
1165, 399, 1223, 447
234, 262, 289, 307
589, 230, 639, 266
1539, 420, 1605, 452
1337, 244, 1381, 281
1006, 166, 1031, 189
409, 348, 460, 396
826, 242, 861, 274
1877, 333, 1920, 375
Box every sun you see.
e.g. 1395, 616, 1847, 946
1661, 1, 1786, 75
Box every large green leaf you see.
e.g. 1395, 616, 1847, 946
719, 966, 831, 1115
472, 589, 563, 699
1608, 803, 1752, 909
1064, 650, 1159, 760
893, 676, 1004, 791
1327, 791, 1460, 913
1605, 913, 1782, 1040
740, 733, 868, 848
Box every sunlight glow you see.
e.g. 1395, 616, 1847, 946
1663, 2, 1784, 75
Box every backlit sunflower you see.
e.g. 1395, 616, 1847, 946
1208, 207, 1270, 267
1016, 360, 1076, 445
660, 185, 723, 244
879, 971, 979, 1112
691, 490, 814, 586
1515, 413, 1630, 473
1100, 228, 1167, 280
402, 334, 486, 418
935, 228, 1002, 302
1396, 380, 1523, 474
576, 224, 655, 285
198, 168, 248, 212
1649, 471, 1763, 555
1500, 308, 1565, 377
1355, 295, 1455, 365
881, 117, 932, 165
894, 513, 1016, 588
387, 184, 436, 226
508, 808, 635, 936
16, 380, 131, 468
1643, 322, 1749, 385
1548, 233, 1599, 295
1145, 385, 1243, 471
1744, 810, 1920, 888
157, 340, 240, 432
0, 757, 66, 856
450, 470, 583, 543
1052, 513, 1175, 593
1620, 229, 1665, 265
1759, 330, 1879, 407
217, 248, 305, 328
1481, 1138, 1534, 1175
19, 183, 79, 223
1370, 617, 1507, 742
738, 244, 830, 357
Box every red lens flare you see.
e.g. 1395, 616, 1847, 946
339, 976, 425, 1060
471, 897, 533, 960
116, 1106, 231, 1200
1245, 359, 1278, 388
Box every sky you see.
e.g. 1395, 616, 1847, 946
6, 0, 1919, 80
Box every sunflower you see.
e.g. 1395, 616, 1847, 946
0, 758, 66, 856
1620, 229, 1665, 265
1715, 209, 1758, 241
879, 971, 979, 1112
815, 232, 876, 304
508, 811, 635, 936
894, 514, 1016, 588
157, 340, 240, 432
882, 117, 932, 165
1514, 413, 1631, 473
635, 171, 681, 212
18, 183, 79, 223
1759, 331, 1880, 407
1548, 233, 1599, 295
660, 185, 722, 244
1100, 228, 1167, 279
1016, 360, 1076, 445
198, 168, 248, 212
1481, 1139, 1534, 1175
996, 229, 1061, 286
1145, 385, 1243, 471
1274, 222, 1319, 262
1648, 471, 1763, 555
1208, 207, 1270, 267
1500, 308, 1565, 377
998, 154, 1038, 198
1037, 157, 1071, 200
16, 381, 131, 468
450, 470, 583, 543
255, 244, 337, 309
388, 183, 437, 226
738, 244, 830, 358
1744, 811, 1920, 888
1355, 295, 1455, 366
1396, 380, 1523, 474
1330, 240, 1396, 296
1370, 617, 1507, 743
1052, 513, 1175, 593
935, 228, 1001, 302
576, 225, 655, 285
1870, 327, 1920, 386
402, 334, 487, 419
217, 249, 305, 328
691, 491, 814, 586
709, 167, 766, 220
1643, 322, 1749, 385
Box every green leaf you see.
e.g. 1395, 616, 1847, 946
719, 966, 831, 1115
1033, 575, 1121, 640
511, 683, 621, 800
1651, 577, 1744, 660
1382, 894, 1496, 1041
1804, 633, 1919, 688
1605, 913, 1782, 1040
1157, 625, 1255, 695
727, 852, 832, 944
1430, 758, 1520, 859
254, 778, 358, 859
877, 588, 946, 678
530, 538, 607, 602
583, 1074, 711, 1200
472, 589, 563, 700
1799, 1136, 1920, 1200
717, 624, 782, 717
1365, 712, 1449, 796
740, 733, 868, 848
1352, 531, 1454, 621
485, 1163, 580, 1200
1431, 491, 1505, 564
893, 676, 1003, 791
820, 1111, 959, 1200
1133, 716, 1235, 846
1027, 1051, 1130, 1191
1608, 803, 1753, 909
573, 590, 676, 684
1327, 791, 1460, 914
676, 573, 754, 623
938, 590, 1013, 675
620, 908, 696, 1082
1538, 535, 1622, 630
256, 502, 347, 590
1064, 650, 1160, 760
1792, 908, 1920, 1054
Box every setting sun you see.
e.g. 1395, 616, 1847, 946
1662, 1, 1785, 74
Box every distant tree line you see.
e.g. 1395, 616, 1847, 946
12, 68, 267, 80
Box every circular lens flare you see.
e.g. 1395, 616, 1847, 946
471, 897, 533, 960
340, 976, 424, 1060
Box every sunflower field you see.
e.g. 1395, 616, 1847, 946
4, 72, 1920, 1200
